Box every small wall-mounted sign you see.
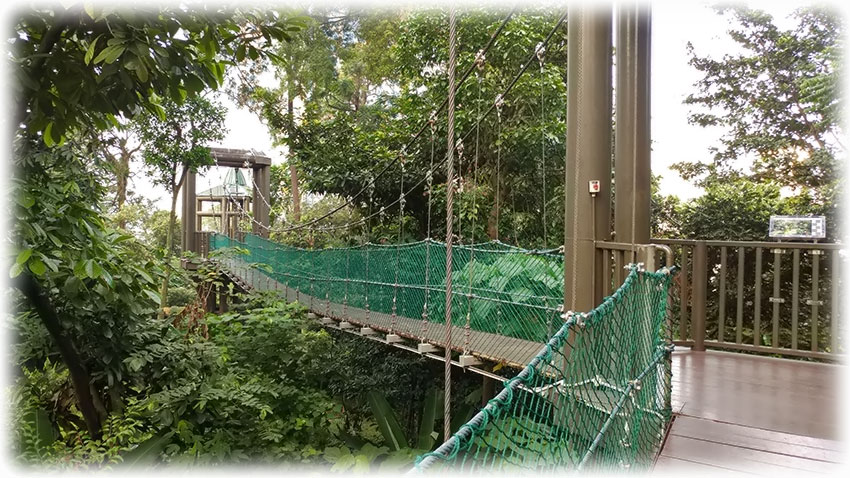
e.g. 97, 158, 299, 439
768, 215, 826, 240
588, 180, 601, 194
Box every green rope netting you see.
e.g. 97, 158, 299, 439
209, 233, 673, 471
413, 265, 673, 472
212, 234, 564, 348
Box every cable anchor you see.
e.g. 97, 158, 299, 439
536, 42, 546, 71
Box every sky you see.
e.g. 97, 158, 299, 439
128, 1, 804, 213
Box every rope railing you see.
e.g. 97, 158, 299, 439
211, 233, 565, 364
413, 265, 674, 472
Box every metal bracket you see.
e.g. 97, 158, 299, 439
771, 248, 786, 254
768, 297, 785, 304
360, 327, 376, 336
459, 355, 482, 367
418, 343, 439, 354
339, 321, 354, 330
386, 334, 403, 344
806, 299, 824, 306
811, 250, 825, 255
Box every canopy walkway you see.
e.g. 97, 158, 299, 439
210, 233, 675, 471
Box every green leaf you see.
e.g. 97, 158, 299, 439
16, 192, 35, 209
84, 35, 101, 64
16, 249, 32, 265
143, 289, 162, 305
9, 262, 23, 278
416, 387, 439, 450
366, 391, 409, 451
84, 259, 96, 278
74, 260, 87, 279
28, 258, 47, 276
43, 122, 56, 147
93, 44, 125, 64
136, 62, 149, 82
83, 2, 96, 19
352, 455, 371, 473
120, 432, 173, 467
22, 407, 54, 452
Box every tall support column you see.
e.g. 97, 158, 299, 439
564, 6, 613, 312
252, 166, 271, 237
614, 3, 652, 246
182, 171, 197, 254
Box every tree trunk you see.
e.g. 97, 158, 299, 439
161, 189, 179, 309
289, 163, 301, 222
15, 273, 103, 439
115, 150, 130, 228
286, 83, 302, 222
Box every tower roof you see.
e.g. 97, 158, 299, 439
197, 168, 253, 198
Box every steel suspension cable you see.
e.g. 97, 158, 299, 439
443, 6, 458, 442
265, 10, 517, 234
537, 42, 548, 248
233, 12, 568, 240
420, 116, 437, 342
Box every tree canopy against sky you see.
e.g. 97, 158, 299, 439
233, 7, 569, 249
662, 5, 844, 241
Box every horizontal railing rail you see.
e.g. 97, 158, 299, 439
653, 238, 844, 361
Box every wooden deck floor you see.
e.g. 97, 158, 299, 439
655, 349, 845, 475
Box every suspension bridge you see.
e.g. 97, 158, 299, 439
181, 4, 843, 474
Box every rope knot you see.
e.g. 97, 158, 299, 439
455, 138, 464, 158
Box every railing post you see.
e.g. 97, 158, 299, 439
691, 241, 707, 351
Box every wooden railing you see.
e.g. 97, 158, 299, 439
653, 239, 844, 361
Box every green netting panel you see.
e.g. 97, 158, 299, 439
210, 233, 564, 346
210, 234, 672, 471
412, 265, 673, 473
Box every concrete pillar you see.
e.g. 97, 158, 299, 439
614, 3, 652, 245
182, 170, 197, 254
564, 5, 613, 312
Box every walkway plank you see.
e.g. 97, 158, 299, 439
670, 349, 841, 440
231, 263, 546, 368
656, 349, 844, 475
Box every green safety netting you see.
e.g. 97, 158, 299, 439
211, 233, 565, 346
209, 233, 673, 471
413, 265, 673, 472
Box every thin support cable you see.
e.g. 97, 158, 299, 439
495, 95, 503, 242
264, 10, 516, 235
421, 116, 437, 342
537, 42, 548, 248
392, 153, 406, 334
464, 61, 484, 355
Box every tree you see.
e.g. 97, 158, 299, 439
96, 127, 141, 220
11, 5, 304, 440
681, 5, 843, 236
135, 96, 227, 307
240, 8, 569, 248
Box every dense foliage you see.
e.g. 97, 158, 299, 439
8, 2, 843, 471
